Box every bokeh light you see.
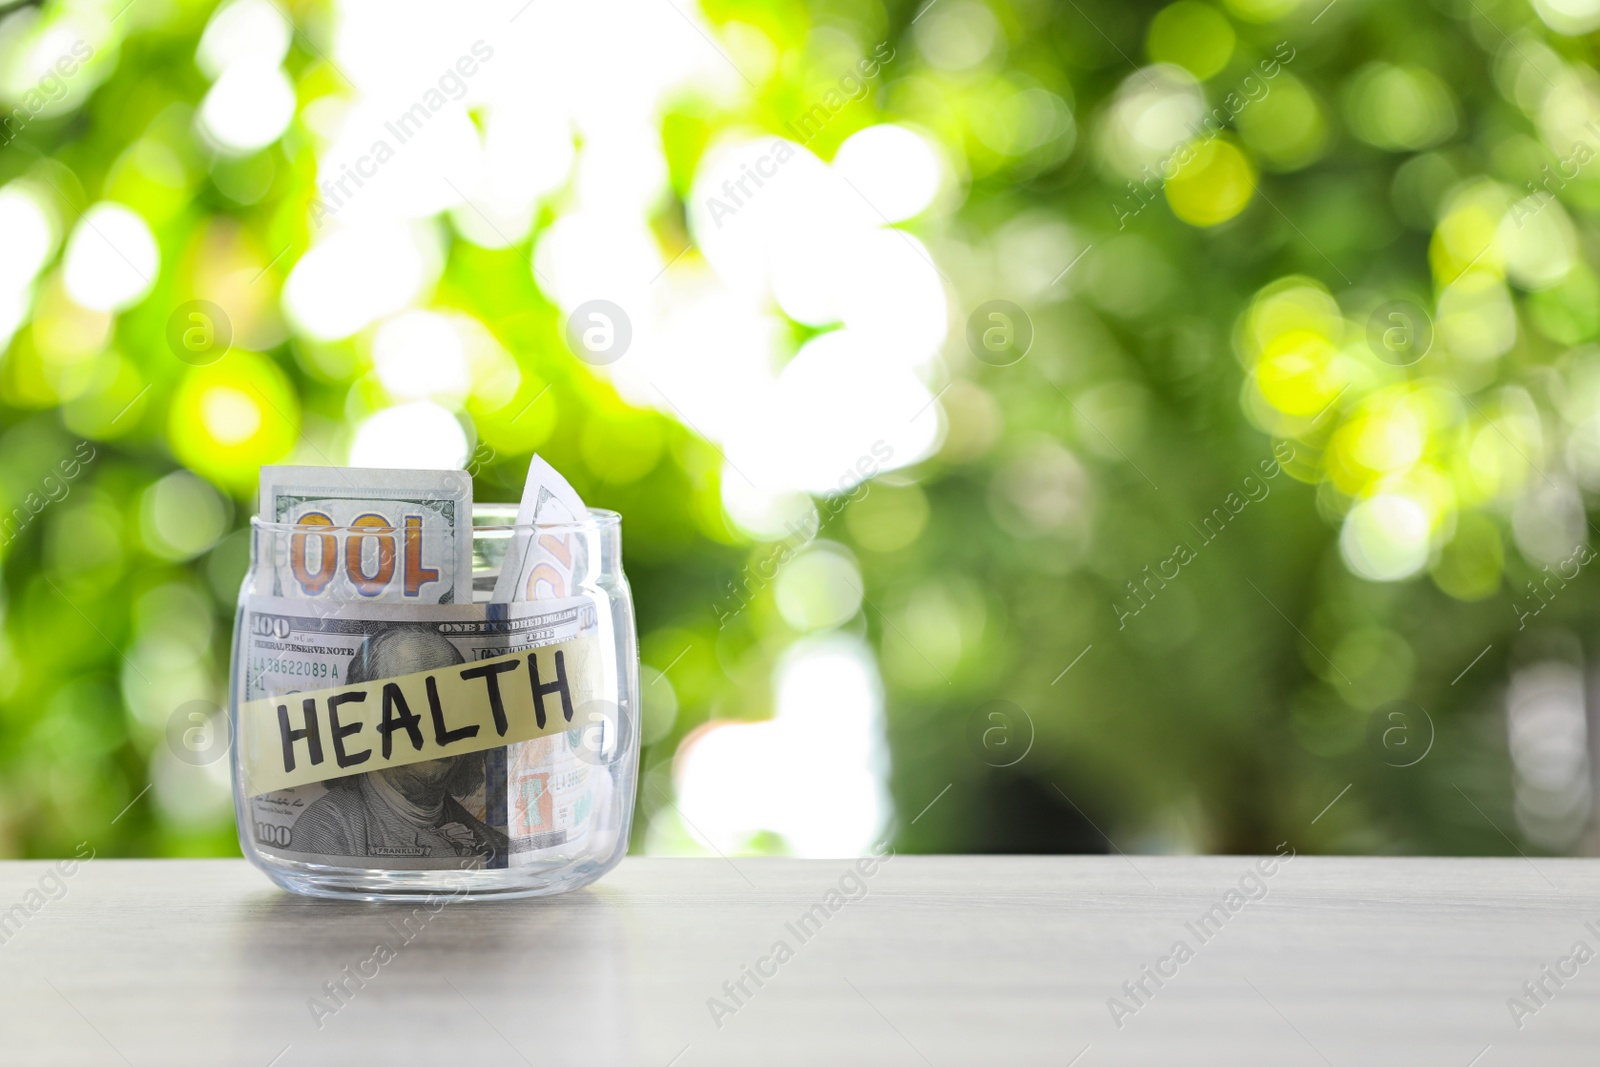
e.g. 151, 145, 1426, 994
2, 0, 1597, 867
61, 203, 158, 312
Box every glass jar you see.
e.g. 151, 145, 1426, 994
229, 505, 638, 901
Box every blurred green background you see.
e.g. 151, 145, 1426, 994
2, 0, 1597, 860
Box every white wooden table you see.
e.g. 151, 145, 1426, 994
0, 856, 1595, 1065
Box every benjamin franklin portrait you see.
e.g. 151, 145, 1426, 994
289, 627, 510, 863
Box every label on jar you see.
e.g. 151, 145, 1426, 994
239, 638, 602, 797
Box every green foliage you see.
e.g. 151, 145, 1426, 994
0, 0, 1594, 860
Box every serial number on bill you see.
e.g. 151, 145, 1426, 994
251, 657, 340, 680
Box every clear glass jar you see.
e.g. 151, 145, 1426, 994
229, 505, 638, 901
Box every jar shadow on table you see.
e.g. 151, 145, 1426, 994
220, 890, 632, 1062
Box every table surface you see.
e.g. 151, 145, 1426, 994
0, 855, 1596, 1066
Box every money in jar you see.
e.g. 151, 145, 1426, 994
230, 460, 640, 900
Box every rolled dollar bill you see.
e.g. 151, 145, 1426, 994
487, 456, 621, 866
489, 455, 589, 603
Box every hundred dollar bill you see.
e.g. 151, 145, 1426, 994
258, 466, 473, 604
489, 454, 589, 603
488, 456, 622, 865
249, 464, 489, 868
237, 594, 600, 870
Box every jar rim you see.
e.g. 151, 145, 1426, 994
250, 504, 621, 535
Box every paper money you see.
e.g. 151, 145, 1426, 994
248, 464, 489, 869
239, 594, 598, 870
242, 460, 623, 871
490, 455, 590, 603
258, 466, 473, 604
488, 456, 619, 866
